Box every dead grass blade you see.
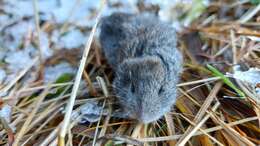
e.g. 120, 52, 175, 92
176, 101, 221, 146
13, 85, 50, 146
209, 112, 256, 146
139, 116, 258, 142
176, 82, 222, 145
59, 1, 106, 145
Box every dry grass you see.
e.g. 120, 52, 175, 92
0, 0, 259, 146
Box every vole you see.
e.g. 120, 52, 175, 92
99, 12, 183, 123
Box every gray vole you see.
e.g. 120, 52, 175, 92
99, 12, 183, 123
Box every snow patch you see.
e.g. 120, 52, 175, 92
39, 31, 53, 59
79, 100, 109, 123
0, 105, 12, 123
44, 62, 76, 83
4, 49, 34, 72
57, 29, 86, 49
0, 69, 6, 84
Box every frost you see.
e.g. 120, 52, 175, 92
0, 69, 6, 84
37, 0, 57, 20
57, 29, 86, 49
0, 105, 12, 123
233, 66, 260, 87
247, 36, 260, 42
52, 0, 99, 24
0, 48, 6, 60
39, 31, 53, 59
0, 15, 11, 31
102, 0, 138, 16
232, 65, 260, 96
158, 0, 192, 30
44, 62, 76, 83
4, 49, 34, 72
78, 100, 129, 123
2, 21, 34, 51
50, 30, 59, 44
157, 0, 208, 30
2, 0, 100, 25
3, 0, 34, 18
79, 100, 109, 123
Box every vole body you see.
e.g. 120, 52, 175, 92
99, 13, 182, 123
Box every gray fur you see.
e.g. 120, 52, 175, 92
99, 12, 183, 123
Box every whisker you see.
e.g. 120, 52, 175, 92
111, 84, 128, 94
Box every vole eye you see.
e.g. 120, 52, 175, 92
130, 84, 135, 93
158, 86, 163, 94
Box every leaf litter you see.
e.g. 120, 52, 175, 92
0, 0, 259, 145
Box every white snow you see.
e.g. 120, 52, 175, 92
0, 48, 6, 60
44, 62, 76, 83
56, 28, 86, 49
0, 105, 12, 123
2, 21, 34, 51
0, 69, 6, 84
233, 66, 260, 87
232, 65, 260, 97
39, 31, 53, 59
79, 100, 109, 123
3, 0, 34, 18
4, 49, 34, 72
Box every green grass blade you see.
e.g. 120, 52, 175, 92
207, 64, 245, 98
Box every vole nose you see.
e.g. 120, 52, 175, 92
138, 112, 158, 124
139, 115, 155, 124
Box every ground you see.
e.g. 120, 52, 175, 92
0, 0, 259, 146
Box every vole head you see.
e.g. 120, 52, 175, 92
113, 56, 169, 123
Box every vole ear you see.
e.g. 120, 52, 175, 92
118, 56, 162, 69
100, 13, 132, 35
117, 56, 165, 78
141, 56, 164, 72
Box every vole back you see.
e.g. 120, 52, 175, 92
100, 12, 182, 123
